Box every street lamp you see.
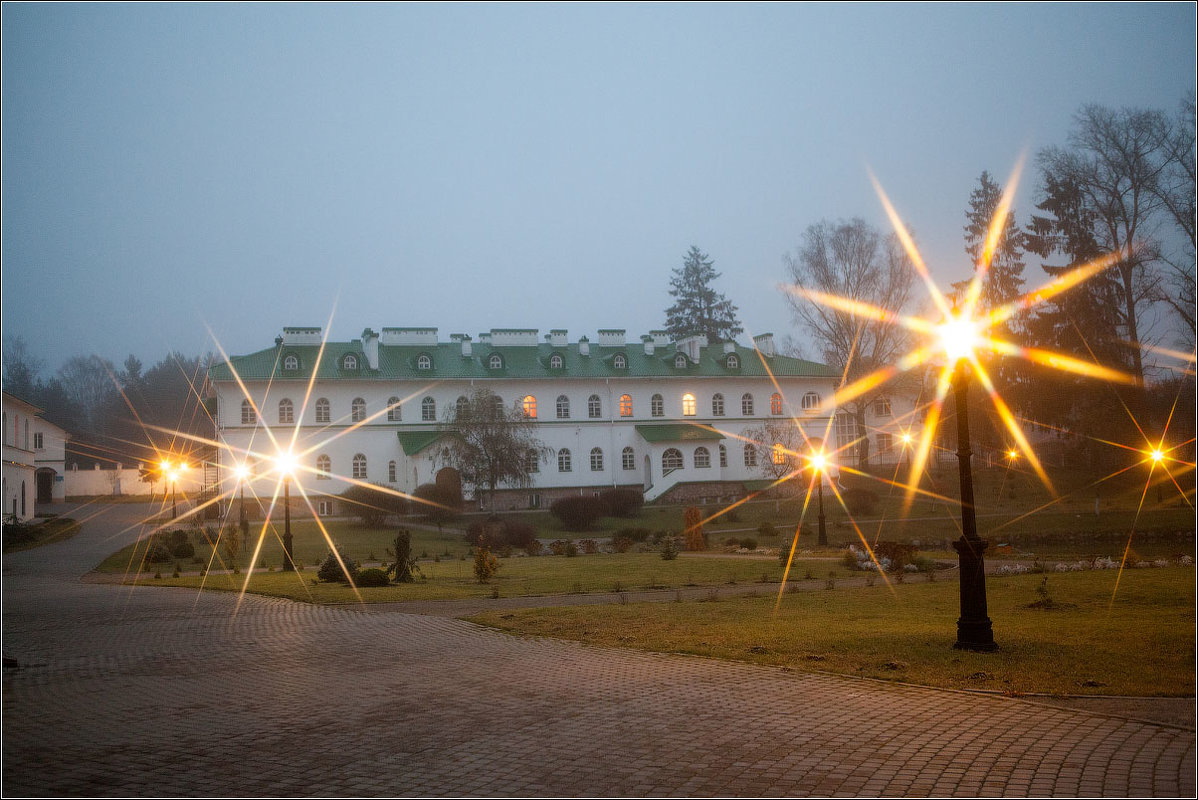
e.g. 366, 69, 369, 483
234, 463, 250, 545
808, 447, 829, 547
900, 431, 914, 474
937, 311, 997, 652
275, 450, 297, 571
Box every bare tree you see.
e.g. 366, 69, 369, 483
56, 355, 118, 434
1151, 93, 1196, 336
743, 417, 808, 485
784, 218, 916, 468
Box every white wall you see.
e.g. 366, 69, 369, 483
63, 464, 205, 497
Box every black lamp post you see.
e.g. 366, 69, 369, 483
282, 475, 295, 571
816, 470, 828, 546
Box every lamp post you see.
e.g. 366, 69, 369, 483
809, 447, 829, 546
276, 451, 296, 572
161, 459, 179, 520
235, 463, 250, 546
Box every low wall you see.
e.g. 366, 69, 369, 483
63, 464, 205, 497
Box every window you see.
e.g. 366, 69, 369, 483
619, 394, 633, 417
556, 395, 570, 419
388, 460, 397, 482
590, 447, 604, 471
318, 500, 333, 515
278, 398, 294, 424
622, 447, 635, 470
694, 446, 711, 468
682, 393, 696, 416
588, 394, 602, 418
726, 354, 739, 369
387, 398, 402, 422
874, 397, 893, 417
662, 448, 683, 472
456, 396, 469, 417
34, 432, 44, 450
651, 394, 664, 417
549, 354, 563, 369
744, 445, 757, 468
674, 354, 687, 368
491, 396, 505, 416
489, 353, 503, 369
315, 398, 330, 423
742, 393, 755, 416
770, 393, 783, 415
526, 449, 540, 473
774, 443, 790, 465
343, 354, 358, 370
802, 392, 822, 412
558, 449, 572, 472
351, 397, 366, 423
613, 353, 627, 369
352, 454, 367, 479
719, 444, 727, 468
835, 412, 856, 451
316, 455, 331, 479
241, 400, 256, 425
712, 393, 725, 416
283, 354, 299, 370
422, 397, 436, 421
522, 395, 537, 418
417, 354, 432, 370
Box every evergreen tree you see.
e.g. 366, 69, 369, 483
962, 171, 1026, 320
664, 246, 743, 341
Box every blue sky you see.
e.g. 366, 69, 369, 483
3, 3, 1194, 371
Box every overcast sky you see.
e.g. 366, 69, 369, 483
3, 2, 1195, 373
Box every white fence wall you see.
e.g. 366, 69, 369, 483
64, 464, 205, 497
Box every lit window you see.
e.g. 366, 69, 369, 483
558, 449, 572, 472
771, 393, 783, 415
712, 393, 725, 416
662, 448, 683, 471
682, 393, 696, 416
744, 445, 757, 467
417, 354, 432, 370
351, 397, 366, 423
726, 354, 739, 369
719, 444, 727, 468
694, 446, 711, 468
742, 393, 755, 416
651, 394, 664, 417
619, 394, 633, 417
613, 353, 627, 369
343, 354, 358, 370
874, 397, 892, 417
835, 413, 856, 451
489, 354, 503, 369
588, 394, 602, 418
772, 443, 786, 465
556, 395, 570, 419
550, 354, 563, 369
283, 354, 299, 370
422, 397, 436, 421
674, 354, 687, 368
526, 449, 540, 473
522, 395, 537, 418
622, 447, 635, 470
241, 400, 256, 425
352, 454, 367, 480
590, 447, 604, 471
316, 455, 331, 479
387, 398, 402, 422
802, 392, 821, 411
278, 398, 294, 424
315, 398, 330, 423
388, 460, 397, 482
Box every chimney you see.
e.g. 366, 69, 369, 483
362, 328, 379, 370
753, 333, 776, 357
452, 334, 472, 357
642, 334, 655, 356
723, 341, 736, 354
549, 329, 568, 347
676, 334, 707, 363
597, 329, 626, 347
578, 336, 590, 356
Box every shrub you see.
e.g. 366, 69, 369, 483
549, 539, 569, 555
551, 495, 610, 530
388, 530, 420, 583
340, 483, 408, 527
757, 521, 779, 539
683, 507, 706, 551
600, 488, 644, 518
660, 534, 680, 561
317, 548, 359, 583
739, 537, 758, 551
612, 536, 633, 553
564, 541, 579, 557
357, 567, 390, 587
873, 541, 917, 573
474, 546, 498, 583
616, 527, 652, 543
579, 539, 598, 555
525, 539, 543, 556
841, 487, 879, 516
171, 540, 196, 559
146, 538, 174, 563
413, 483, 460, 528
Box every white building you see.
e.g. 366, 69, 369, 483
2, 391, 70, 520
208, 327, 842, 513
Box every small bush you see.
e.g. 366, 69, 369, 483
600, 488, 644, 518
564, 541, 579, 557
341, 483, 408, 527
413, 482, 461, 528
739, 538, 758, 551
550, 496, 610, 530
525, 539, 543, 556
617, 527, 652, 543
579, 539, 598, 555
757, 521, 778, 539
171, 541, 196, 559
317, 548, 359, 583
612, 536, 633, 553
146, 539, 174, 563
474, 546, 498, 583
548, 539, 569, 556
660, 534, 680, 561
357, 567, 390, 587
874, 541, 918, 573
683, 507, 705, 551
841, 487, 879, 516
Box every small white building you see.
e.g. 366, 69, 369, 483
208, 326, 842, 513
3, 391, 70, 520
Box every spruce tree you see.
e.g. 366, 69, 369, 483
664, 246, 743, 341
963, 171, 1026, 319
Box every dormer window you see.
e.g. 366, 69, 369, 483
489, 353, 504, 369
726, 353, 739, 369
674, 354, 687, 368
549, 353, 563, 369
613, 353, 627, 369
283, 354, 299, 371
417, 354, 432, 370
342, 354, 358, 370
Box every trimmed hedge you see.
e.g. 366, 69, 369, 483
550, 496, 610, 531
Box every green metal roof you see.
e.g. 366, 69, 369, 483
634, 424, 726, 443
396, 431, 447, 455
209, 337, 839, 382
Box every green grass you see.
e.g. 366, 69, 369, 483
470, 566, 1196, 697
2, 517, 83, 553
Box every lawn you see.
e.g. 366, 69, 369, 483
470, 566, 1196, 697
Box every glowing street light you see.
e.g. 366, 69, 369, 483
808, 446, 829, 547
234, 463, 251, 544
275, 450, 297, 571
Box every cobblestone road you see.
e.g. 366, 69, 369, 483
3, 504, 1194, 797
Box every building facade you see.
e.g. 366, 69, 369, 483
208, 327, 842, 512
3, 391, 70, 519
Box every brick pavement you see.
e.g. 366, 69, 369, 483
2, 503, 1194, 797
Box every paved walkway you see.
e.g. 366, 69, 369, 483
3, 504, 1194, 797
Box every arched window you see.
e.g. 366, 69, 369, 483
712, 393, 725, 416
422, 397, 436, 421
802, 392, 822, 411
588, 394, 602, 418
387, 397, 402, 422
590, 447, 604, 471
417, 354, 432, 370
619, 394, 633, 417
558, 449, 572, 472
352, 454, 367, 479
241, 399, 256, 425
726, 353, 739, 369
662, 448, 683, 472
719, 444, 727, 468
315, 398, 330, 423
694, 446, 711, 468
744, 445, 757, 467
622, 447, 635, 470
549, 354, 564, 369
674, 354, 687, 368
456, 396, 469, 417
316, 455, 331, 479
388, 460, 397, 483
651, 394, 664, 417
742, 393, 755, 416
556, 395, 570, 419
522, 395, 537, 418
489, 353, 504, 369
770, 393, 783, 415
613, 353, 627, 369
351, 397, 366, 423
526, 449, 540, 473
278, 398, 294, 424
343, 354, 358, 370
772, 443, 787, 465
283, 354, 299, 370
682, 393, 696, 416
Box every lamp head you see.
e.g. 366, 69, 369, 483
937, 312, 981, 365
274, 449, 297, 477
